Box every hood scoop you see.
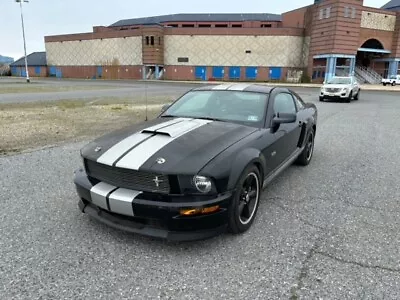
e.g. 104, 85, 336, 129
140, 118, 212, 138
141, 129, 171, 136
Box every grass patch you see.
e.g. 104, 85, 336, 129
0, 96, 172, 155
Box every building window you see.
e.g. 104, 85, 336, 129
351, 7, 356, 18
199, 24, 211, 27
344, 6, 349, 17
261, 24, 272, 28
319, 8, 324, 20
325, 7, 331, 18
145, 36, 149, 45
177, 57, 189, 63
182, 24, 195, 27
232, 24, 242, 28
215, 24, 228, 27
150, 36, 154, 45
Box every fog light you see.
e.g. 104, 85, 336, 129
180, 205, 220, 216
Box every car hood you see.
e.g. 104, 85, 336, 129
322, 84, 350, 89
81, 117, 258, 174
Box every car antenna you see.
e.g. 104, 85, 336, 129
145, 74, 148, 121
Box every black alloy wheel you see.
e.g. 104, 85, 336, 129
228, 165, 261, 234
296, 128, 315, 166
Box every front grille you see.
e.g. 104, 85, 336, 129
85, 159, 171, 194
326, 88, 340, 93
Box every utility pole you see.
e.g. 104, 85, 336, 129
16, 0, 30, 83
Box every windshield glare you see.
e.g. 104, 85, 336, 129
327, 77, 351, 85
162, 90, 268, 127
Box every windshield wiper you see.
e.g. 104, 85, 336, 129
195, 116, 225, 122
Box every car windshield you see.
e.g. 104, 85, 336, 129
161, 90, 268, 127
327, 77, 351, 84
389, 75, 397, 79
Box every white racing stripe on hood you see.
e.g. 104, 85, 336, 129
115, 118, 213, 170
96, 118, 190, 166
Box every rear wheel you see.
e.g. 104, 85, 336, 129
319, 96, 324, 102
228, 165, 261, 234
392, 82, 396, 86
383, 83, 387, 86
296, 128, 315, 166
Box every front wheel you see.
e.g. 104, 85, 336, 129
354, 90, 360, 100
228, 165, 261, 234
296, 128, 315, 166
392, 82, 396, 86
319, 96, 324, 102
345, 92, 352, 103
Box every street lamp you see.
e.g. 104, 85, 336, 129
15, 0, 30, 83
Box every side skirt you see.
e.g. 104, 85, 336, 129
262, 146, 304, 188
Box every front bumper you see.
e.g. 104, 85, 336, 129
74, 168, 232, 242
320, 89, 350, 99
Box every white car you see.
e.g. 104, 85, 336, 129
319, 76, 361, 103
381, 75, 400, 86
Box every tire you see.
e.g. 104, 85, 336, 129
319, 96, 324, 102
295, 128, 315, 166
354, 90, 360, 100
345, 92, 352, 103
392, 82, 396, 86
383, 83, 387, 86
227, 165, 262, 234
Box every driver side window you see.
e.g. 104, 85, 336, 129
273, 93, 297, 115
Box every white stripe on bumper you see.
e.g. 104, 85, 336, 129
90, 182, 117, 210
108, 188, 142, 217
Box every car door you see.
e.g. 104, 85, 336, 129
261, 91, 302, 173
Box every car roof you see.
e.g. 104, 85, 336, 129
192, 83, 276, 94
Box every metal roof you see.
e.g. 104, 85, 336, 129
110, 13, 282, 27
381, 0, 400, 10
10, 52, 47, 67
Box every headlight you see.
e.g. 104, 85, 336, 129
193, 175, 212, 193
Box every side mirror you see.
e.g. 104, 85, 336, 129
272, 112, 297, 127
161, 103, 171, 113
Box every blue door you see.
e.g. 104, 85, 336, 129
212, 66, 224, 79
35, 66, 41, 75
97, 66, 103, 78
269, 67, 282, 80
245, 67, 257, 80
229, 66, 240, 79
56, 68, 62, 78
11, 67, 17, 76
195, 66, 207, 80
49, 66, 57, 77
21, 68, 26, 77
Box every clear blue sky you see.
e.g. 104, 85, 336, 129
0, 0, 389, 60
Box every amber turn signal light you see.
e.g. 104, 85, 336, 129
180, 205, 220, 216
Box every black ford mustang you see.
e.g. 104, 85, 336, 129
74, 83, 317, 241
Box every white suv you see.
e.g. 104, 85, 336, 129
320, 76, 361, 103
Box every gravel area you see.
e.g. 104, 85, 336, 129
1, 89, 400, 299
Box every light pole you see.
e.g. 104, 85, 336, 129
16, 0, 30, 83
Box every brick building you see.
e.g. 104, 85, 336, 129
10, 52, 48, 77
42, 0, 400, 83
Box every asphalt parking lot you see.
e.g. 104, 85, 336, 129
1, 82, 400, 299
